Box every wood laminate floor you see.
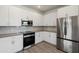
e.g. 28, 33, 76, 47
20, 41, 64, 53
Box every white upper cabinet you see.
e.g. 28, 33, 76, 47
0, 6, 9, 26
21, 9, 31, 21
43, 11, 57, 26
9, 6, 22, 26
33, 13, 43, 26
0, 6, 57, 26
57, 6, 79, 18
1, 6, 79, 26
9, 6, 43, 26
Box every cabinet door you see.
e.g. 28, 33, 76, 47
44, 11, 57, 26
49, 12, 57, 26
0, 6, 9, 26
35, 32, 40, 44
43, 32, 56, 45
49, 33, 56, 45
43, 15, 49, 26
9, 6, 22, 26
42, 32, 49, 41
33, 14, 43, 26
0, 35, 23, 53
38, 15, 43, 26
33, 16, 39, 26
21, 9, 29, 21
35, 32, 43, 44
11, 35, 23, 52
0, 37, 13, 53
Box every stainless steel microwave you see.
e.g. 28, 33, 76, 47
21, 20, 33, 26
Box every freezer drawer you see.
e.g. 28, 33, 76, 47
57, 38, 64, 51
72, 42, 79, 53
64, 40, 79, 53
57, 38, 79, 53
63, 40, 72, 53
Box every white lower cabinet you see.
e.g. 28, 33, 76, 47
9, 6, 22, 26
11, 35, 23, 52
0, 37, 13, 53
0, 35, 23, 53
35, 32, 44, 44
46, 32, 56, 45
35, 32, 56, 45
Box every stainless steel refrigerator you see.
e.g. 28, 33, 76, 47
57, 16, 79, 53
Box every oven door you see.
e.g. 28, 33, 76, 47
24, 34, 35, 47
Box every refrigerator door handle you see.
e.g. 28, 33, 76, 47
64, 18, 67, 35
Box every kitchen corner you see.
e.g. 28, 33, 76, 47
0, 5, 61, 53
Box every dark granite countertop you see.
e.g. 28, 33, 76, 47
0, 32, 23, 38
32, 30, 57, 33
0, 30, 56, 38
0, 31, 35, 38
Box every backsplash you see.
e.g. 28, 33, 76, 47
0, 26, 57, 34
0, 26, 43, 34
43, 26, 57, 32
0, 26, 22, 34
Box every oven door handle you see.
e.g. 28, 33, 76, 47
24, 34, 35, 38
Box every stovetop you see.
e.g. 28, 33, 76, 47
22, 31, 35, 35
